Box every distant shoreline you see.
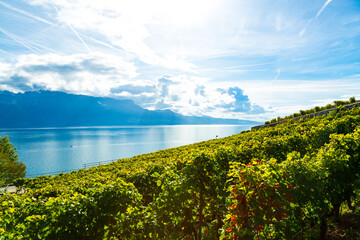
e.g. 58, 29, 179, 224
0, 123, 261, 131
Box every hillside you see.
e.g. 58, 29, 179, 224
263, 97, 359, 126
0, 91, 259, 127
1, 105, 360, 239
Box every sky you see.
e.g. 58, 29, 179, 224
0, 0, 359, 121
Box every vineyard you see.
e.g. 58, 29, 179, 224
1, 106, 360, 239
263, 97, 359, 126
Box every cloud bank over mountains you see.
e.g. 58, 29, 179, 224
0, 53, 137, 95
0, 53, 264, 118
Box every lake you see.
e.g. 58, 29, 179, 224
0, 125, 252, 177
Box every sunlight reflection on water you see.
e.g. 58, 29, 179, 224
0, 125, 252, 177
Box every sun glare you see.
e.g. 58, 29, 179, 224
150, 0, 220, 26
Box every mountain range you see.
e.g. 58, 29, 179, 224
0, 91, 260, 128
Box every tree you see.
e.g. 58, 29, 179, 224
0, 136, 26, 185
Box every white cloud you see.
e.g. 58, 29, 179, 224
27, 0, 319, 68
234, 79, 360, 119
0, 52, 138, 96
0, 61, 11, 79
111, 75, 265, 119
28, 0, 208, 71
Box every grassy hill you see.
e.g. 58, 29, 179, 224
1, 105, 360, 239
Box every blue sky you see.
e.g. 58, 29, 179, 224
0, 0, 359, 121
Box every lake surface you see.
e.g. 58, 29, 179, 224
0, 125, 252, 177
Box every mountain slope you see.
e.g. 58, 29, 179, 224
0, 91, 259, 127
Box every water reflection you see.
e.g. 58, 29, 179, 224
0, 125, 251, 176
